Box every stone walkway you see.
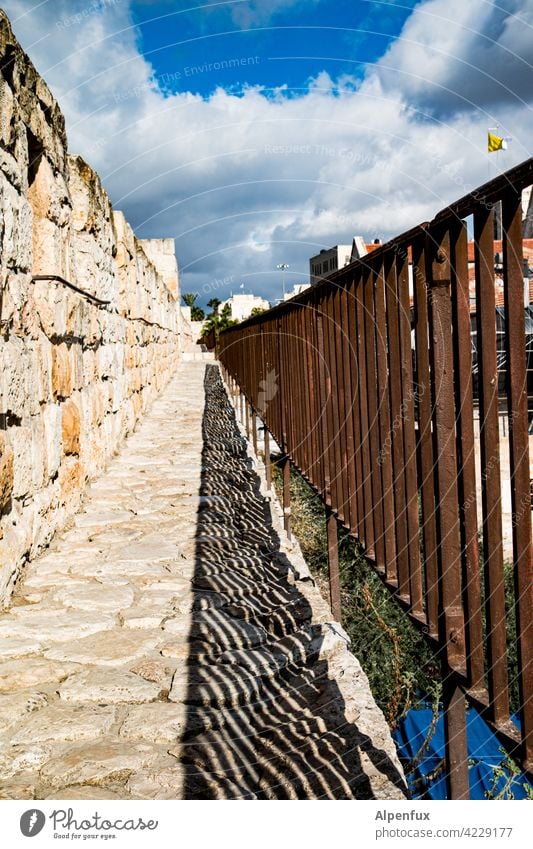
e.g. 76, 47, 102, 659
0, 362, 405, 800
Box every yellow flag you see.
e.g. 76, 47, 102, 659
488, 131, 504, 152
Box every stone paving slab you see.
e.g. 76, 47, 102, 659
0, 362, 406, 800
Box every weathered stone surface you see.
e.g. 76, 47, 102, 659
39, 739, 162, 789
0, 781, 38, 799
9, 704, 117, 744
72, 560, 167, 581
218, 648, 288, 678
160, 639, 190, 660
116, 540, 182, 563
0, 635, 45, 659
127, 766, 186, 799
169, 665, 262, 707
163, 611, 268, 649
0, 745, 51, 780
0, 11, 181, 607
51, 582, 135, 612
0, 432, 14, 511
45, 786, 123, 800
44, 630, 162, 666
0, 610, 117, 644
61, 398, 81, 455
0, 353, 405, 801
0, 691, 48, 735
119, 703, 187, 743
121, 607, 165, 629
59, 668, 164, 704
130, 658, 176, 691
0, 657, 78, 692
51, 344, 72, 401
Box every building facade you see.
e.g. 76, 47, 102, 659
221, 293, 271, 321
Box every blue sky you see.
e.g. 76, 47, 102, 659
3, 0, 533, 305
130, 1, 419, 99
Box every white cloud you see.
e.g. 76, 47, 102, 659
2, 0, 533, 304
378, 0, 533, 114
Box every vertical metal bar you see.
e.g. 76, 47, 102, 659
474, 204, 510, 724
364, 264, 385, 571
443, 674, 470, 799
316, 304, 332, 506
322, 293, 337, 511
278, 315, 289, 467
285, 312, 295, 460
304, 305, 319, 488
282, 454, 291, 541
449, 223, 485, 692
428, 225, 466, 675
313, 299, 326, 497
347, 277, 364, 541
356, 273, 374, 554
397, 250, 424, 615
264, 428, 272, 492
325, 290, 343, 517
332, 284, 349, 525
502, 188, 533, 767
412, 236, 438, 632
296, 309, 307, 476
375, 260, 397, 584
384, 254, 410, 599
245, 399, 250, 441
340, 285, 358, 536
252, 410, 257, 456
327, 508, 342, 621
430, 212, 473, 805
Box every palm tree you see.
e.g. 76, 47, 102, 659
202, 303, 238, 340
182, 292, 198, 308
207, 297, 221, 315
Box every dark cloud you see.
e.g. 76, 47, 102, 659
378, 0, 533, 116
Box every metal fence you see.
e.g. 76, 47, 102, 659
218, 158, 533, 799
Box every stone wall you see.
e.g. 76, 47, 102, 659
0, 12, 181, 605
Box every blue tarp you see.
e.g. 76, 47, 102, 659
393, 706, 533, 799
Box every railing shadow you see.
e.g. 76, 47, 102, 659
179, 364, 406, 799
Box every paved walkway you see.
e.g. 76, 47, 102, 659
0, 363, 405, 800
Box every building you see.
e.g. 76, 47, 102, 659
282, 282, 311, 301
309, 245, 353, 285
220, 292, 270, 321
309, 237, 383, 284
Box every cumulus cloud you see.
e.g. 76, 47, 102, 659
2, 0, 532, 304
378, 0, 533, 115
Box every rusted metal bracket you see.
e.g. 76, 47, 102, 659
31, 274, 111, 306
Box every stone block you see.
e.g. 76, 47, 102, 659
0, 433, 14, 511
61, 399, 81, 455
8, 424, 32, 499
42, 402, 61, 477
58, 458, 85, 508
51, 342, 72, 399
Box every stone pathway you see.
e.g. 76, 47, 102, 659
0, 362, 405, 800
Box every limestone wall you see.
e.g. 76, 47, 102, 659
0, 12, 181, 605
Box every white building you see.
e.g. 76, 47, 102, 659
221, 293, 270, 321
283, 282, 311, 301
309, 244, 354, 285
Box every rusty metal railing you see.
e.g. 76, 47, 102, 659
218, 158, 533, 800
